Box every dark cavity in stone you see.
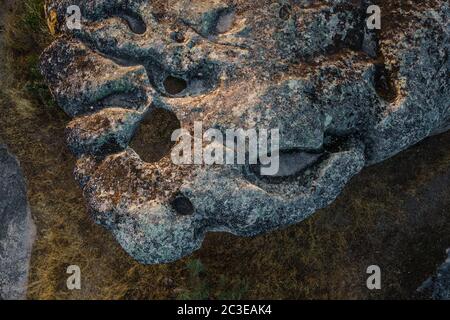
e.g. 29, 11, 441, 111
121, 12, 147, 34
163, 76, 188, 95
374, 63, 397, 102
130, 107, 180, 163
171, 195, 194, 216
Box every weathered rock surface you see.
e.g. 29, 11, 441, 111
40, 0, 449, 264
418, 249, 450, 300
0, 144, 35, 299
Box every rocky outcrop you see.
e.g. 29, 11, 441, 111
0, 144, 35, 300
40, 0, 449, 264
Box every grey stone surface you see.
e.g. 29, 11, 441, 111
40, 1, 449, 264
418, 249, 450, 300
0, 144, 35, 299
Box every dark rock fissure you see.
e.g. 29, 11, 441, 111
374, 62, 398, 102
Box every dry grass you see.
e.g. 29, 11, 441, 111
0, 0, 449, 300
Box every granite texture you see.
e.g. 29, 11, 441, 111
418, 249, 450, 300
0, 144, 35, 299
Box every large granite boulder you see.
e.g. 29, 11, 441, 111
0, 144, 35, 299
40, 0, 449, 264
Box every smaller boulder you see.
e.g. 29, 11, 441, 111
0, 144, 35, 300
